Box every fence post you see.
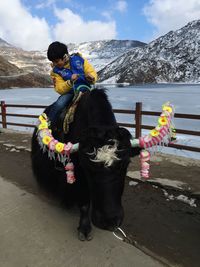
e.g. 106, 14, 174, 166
1, 101, 7, 128
135, 102, 142, 138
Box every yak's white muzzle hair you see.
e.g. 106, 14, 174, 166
88, 139, 120, 167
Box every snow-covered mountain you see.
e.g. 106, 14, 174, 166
0, 38, 145, 88
0, 39, 146, 75
67, 40, 146, 71
98, 20, 200, 84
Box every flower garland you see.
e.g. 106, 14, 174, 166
37, 113, 77, 184
139, 102, 176, 179
36, 102, 176, 182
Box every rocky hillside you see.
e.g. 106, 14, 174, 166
0, 45, 50, 75
0, 54, 51, 89
0, 72, 52, 89
0, 55, 22, 76
98, 20, 200, 84
0, 38, 52, 88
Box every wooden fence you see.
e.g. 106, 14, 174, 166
1, 100, 200, 153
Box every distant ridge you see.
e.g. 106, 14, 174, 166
0, 38, 12, 47
98, 20, 200, 84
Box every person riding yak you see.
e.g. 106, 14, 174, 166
47, 41, 98, 128
32, 42, 176, 240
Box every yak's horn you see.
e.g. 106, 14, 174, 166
130, 138, 140, 147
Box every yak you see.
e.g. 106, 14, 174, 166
31, 88, 141, 241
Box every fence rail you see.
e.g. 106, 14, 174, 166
1, 100, 200, 153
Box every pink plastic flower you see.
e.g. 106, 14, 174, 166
48, 140, 56, 151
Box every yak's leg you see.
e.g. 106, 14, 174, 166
74, 163, 92, 241
78, 203, 92, 241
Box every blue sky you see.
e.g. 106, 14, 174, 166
0, 0, 200, 50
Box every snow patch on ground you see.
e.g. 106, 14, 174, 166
129, 181, 138, 186
150, 178, 187, 189
127, 171, 188, 190
162, 189, 197, 207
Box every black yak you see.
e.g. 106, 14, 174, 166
31, 88, 151, 240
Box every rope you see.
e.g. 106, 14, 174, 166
75, 84, 93, 93
113, 227, 127, 241
71, 74, 94, 94
63, 92, 84, 134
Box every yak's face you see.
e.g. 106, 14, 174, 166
79, 127, 131, 231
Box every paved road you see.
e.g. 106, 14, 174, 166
1, 129, 200, 267
0, 130, 166, 267
0, 175, 166, 267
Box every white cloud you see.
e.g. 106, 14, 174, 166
101, 11, 113, 20
0, 0, 52, 50
35, 0, 56, 9
0, 1, 117, 50
53, 7, 117, 43
115, 0, 127, 13
35, 0, 71, 9
144, 0, 200, 38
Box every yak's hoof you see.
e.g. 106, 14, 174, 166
78, 230, 93, 241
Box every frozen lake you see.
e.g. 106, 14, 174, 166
0, 83, 200, 159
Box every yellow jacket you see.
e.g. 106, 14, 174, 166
50, 54, 98, 95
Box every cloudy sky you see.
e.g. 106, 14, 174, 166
0, 0, 200, 51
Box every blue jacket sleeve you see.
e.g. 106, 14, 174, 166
53, 67, 73, 81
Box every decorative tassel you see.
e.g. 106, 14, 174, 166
65, 162, 75, 184
140, 150, 150, 179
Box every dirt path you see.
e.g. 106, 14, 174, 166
0, 131, 200, 266
122, 180, 200, 267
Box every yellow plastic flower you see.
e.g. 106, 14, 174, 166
39, 113, 47, 123
150, 129, 159, 137
163, 105, 172, 113
55, 142, 64, 153
38, 122, 48, 130
158, 116, 168, 126
42, 135, 52, 145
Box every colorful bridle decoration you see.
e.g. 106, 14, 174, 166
138, 102, 176, 179
37, 113, 79, 184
